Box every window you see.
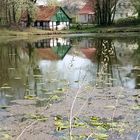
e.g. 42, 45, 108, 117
128, 3, 131, 7
118, 3, 121, 8
37, 22, 40, 27
85, 14, 87, 21
43, 22, 46, 26
120, 13, 123, 17
56, 21, 60, 25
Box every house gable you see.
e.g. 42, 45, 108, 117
78, 1, 95, 15
51, 7, 71, 22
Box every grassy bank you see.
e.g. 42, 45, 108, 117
0, 25, 140, 37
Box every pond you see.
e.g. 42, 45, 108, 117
0, 35, 140, 140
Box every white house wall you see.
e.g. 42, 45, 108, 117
77, 14, 94, 23
49, 21, 69, 30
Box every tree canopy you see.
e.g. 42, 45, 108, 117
131, 0, 140, 18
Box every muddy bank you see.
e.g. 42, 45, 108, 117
0, 87, 140, 140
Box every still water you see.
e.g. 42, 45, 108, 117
0, 36, 140, 106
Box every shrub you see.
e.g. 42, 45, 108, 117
114, 17, 140, 27
70, 23, 95, 30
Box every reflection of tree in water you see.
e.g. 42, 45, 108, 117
0, 41, 27, 105
95, 39, 122, 88
25, 43, 42, 97
0, 42, 23, 86
132, 40, 140, 89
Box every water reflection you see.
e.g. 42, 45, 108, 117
0, 36, 140, 106
95, 39, 116, 88
31, 38, 71, 59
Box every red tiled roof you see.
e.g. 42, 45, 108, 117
21, 6, 59, 21
36, 6, 59, 21
79, 1, 95, 14
37, 48, 60, 60
81, 48, 96, 60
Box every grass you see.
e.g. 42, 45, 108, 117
0, 25, 140, 38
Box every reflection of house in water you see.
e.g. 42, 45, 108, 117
78, 38, 95, 48
71, 38, 96, 61
78, 38, 96, 61
114, 41, 139, 64
32, 38, 71, 60
81, 48, 96, 61
113, 40, 140, 89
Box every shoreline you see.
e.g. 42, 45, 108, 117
0, 26, 140, 38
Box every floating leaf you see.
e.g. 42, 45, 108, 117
1, 86, 11, 89
5, 94, 13, 98
55, 116, 69, 131
109, 122, 118, 128
95, 133, 109, 140
51, 95, 60, 100
30, 114, 48, 122
54, 88, 66, 94
104, 106, 115, 109
96, 126, 107, 132
73, 117, 86, 128
131, 105, 140, 110
2, 133, 11, 139
0, 106, 9, 109
14, 77, 21, 80
41, 89, 48, 92
89, 116, 111, 130
90, 116, 100, 121
24, 95, 36, 100
118, 95, 125, 98
8, 68, 15, 70
33, 75, 42, 79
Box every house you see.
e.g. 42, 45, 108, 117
20, 6, 71, 30
114, 0, 138, 20
76, 1, 95, 24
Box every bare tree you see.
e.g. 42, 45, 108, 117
94, 0, 117, 26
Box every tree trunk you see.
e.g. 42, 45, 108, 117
12, 3, 16, 23
8, 9, 11, 24
5, 0, 8, 24
26, 11, 32, 27
95, 0, 117, 26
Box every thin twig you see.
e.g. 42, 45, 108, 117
136, 133, 140, 140
16, 103, 50, 140
69, 87, 81, 140
16, 120, 38, 140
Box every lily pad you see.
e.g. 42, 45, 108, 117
95, 133, 109, 140
0, 106, 9, 109
24, 95, 37, 100
30, 114, 48, 122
